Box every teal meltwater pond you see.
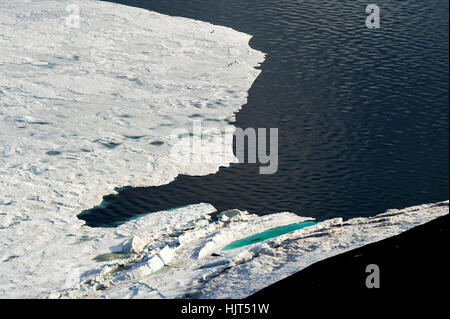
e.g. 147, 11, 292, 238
222, 220, 316, 251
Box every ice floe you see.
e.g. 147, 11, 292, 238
47, 201, 448, 299
0, 0, 264, 298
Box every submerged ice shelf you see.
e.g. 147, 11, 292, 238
222, 221, 317, 251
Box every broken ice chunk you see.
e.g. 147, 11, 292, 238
218, 209, 247, 222
121, 235, 151, 254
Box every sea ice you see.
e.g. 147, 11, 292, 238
49, 201, 448, 299
0, 0, 264, 298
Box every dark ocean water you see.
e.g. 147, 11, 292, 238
79, 0, 449, 227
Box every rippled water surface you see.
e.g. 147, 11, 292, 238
80, 0, 449, 226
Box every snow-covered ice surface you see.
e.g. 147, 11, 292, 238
0, 0, 264, 298
0, 1, 448, 299
49, 201, 448, 299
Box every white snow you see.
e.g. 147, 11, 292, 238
0, 0, 264, 298
48, 201, 448, 299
